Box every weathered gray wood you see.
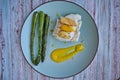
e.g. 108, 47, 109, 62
0, 0, 120, 80
0, 0, 3, 79
109, 0, 120, 80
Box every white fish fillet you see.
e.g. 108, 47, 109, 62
53, 14, 82, 42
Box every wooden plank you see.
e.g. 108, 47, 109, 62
1, 0, 13, 80
21, 0, 37, 80
109, 0, 120, 80
8, 0, 25, 80
0, 0, 3, 79
95, 0, 111, 80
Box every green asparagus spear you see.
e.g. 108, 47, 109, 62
41, 14, 50, 62
30, 11, 39, 65
35, 11, 45, 65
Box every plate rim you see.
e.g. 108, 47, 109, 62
20, 0, 99, 78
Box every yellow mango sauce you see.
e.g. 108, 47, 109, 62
50, 44, 84, 63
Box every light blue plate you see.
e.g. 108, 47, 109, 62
21, 1, 99, 78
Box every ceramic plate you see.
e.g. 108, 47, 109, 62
21, 1, 99, 78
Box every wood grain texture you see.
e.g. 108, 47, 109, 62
0, 0, 120, 80
0, 0, 3, 79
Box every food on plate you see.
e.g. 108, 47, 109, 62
60, 17, 77, 26
41, 15, 50, 62
30, 11, 50, 65
30, 11, 39, 65
53, 14, 82, 42
50, 44, 84, 63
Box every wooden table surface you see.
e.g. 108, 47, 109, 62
0, 0, 120, 80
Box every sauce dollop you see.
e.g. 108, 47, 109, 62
50, 44, 84, 63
